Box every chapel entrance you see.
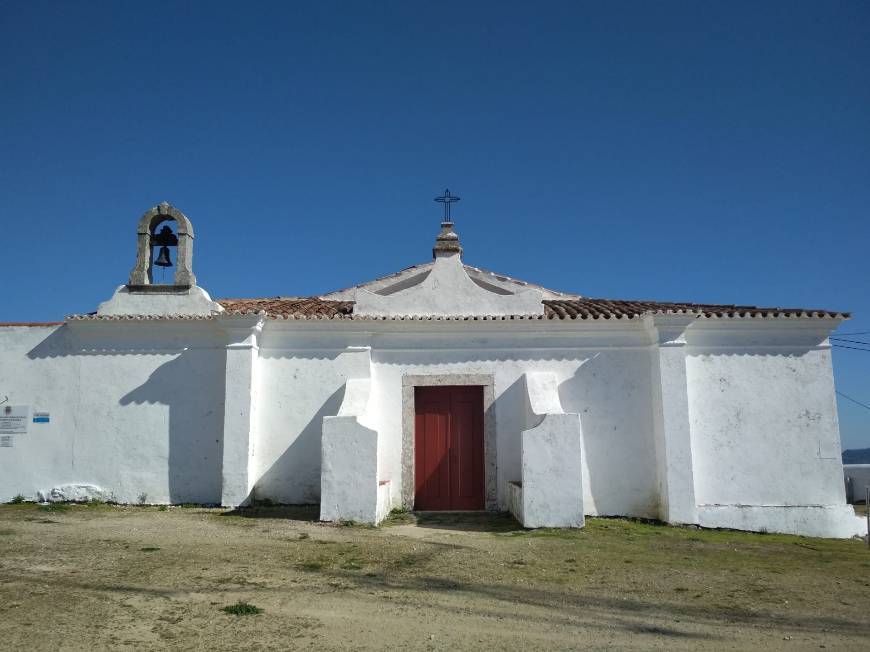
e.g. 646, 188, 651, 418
414, 386, 485, 510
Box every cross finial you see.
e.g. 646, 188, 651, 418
434, 188, 460, 223
432, 189, 462, 259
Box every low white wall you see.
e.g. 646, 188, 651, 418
697, 505, 865, 539
506, 481, 524, 524
844, 465, 870, 503
519, 372, 584, 528
320, 416, 379, 523
320, 378, 389, 524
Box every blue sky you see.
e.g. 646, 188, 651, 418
1, 1, 869, 448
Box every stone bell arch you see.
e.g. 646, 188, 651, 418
95, 202, 222, 317
128, 202, 196, 287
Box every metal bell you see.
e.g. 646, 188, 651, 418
154, 246, 173, 267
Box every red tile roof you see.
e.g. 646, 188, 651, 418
218, 297, 354, 318
214, 297, 847, 320
542, 299, 847, 320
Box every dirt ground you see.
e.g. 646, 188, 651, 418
1, 504, 869, 651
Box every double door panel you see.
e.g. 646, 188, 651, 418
414, 386, 484, 510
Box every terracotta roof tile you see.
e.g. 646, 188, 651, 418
541, 299, 848, 320
218, 297, 354, 319
211, 297, 847, 321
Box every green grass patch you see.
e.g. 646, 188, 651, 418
336, 519, 375, 529
382, 510, 416, 526
383, 506, 416, 526
39, 503, 68, 513
0, 529, 15, 536
0, 503, 39, 512
497, 526, 584, 539
298, 561, 325, 571
340, 559, 363, 570
221, 601, 263, 616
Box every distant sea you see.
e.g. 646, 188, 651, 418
842, 448, 870, 464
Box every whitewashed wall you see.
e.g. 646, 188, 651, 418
685, 321, 862, 537
353, 321, 658, 517
0, 323, 225, 504
688, 348, 843, 504
250, 321, 650, 512
253, 325, 371, 504
2, 317, 862, 537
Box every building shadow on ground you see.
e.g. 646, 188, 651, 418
219, 504, 320, 521
217, 507, 523, 531
392, 511, 523, 533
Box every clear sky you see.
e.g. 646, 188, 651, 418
2, 1, 869, 448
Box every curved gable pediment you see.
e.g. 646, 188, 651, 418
352, 255, 544, 317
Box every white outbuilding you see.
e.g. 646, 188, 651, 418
0, 201, 864, 538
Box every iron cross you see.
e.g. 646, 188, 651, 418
434, 188, 461, 222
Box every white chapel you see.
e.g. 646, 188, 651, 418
0, 199, 864, 538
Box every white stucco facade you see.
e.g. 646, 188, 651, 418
0, 204, 864, 538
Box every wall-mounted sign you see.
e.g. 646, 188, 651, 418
33, 412, 50, 424
0, 436, 12, 448
0, 406, 28, 435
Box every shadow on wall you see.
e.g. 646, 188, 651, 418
493, 375, 529, 500
252, 384, 346, 504
558, 351, 660, 519
26, 325, 71, 359
120, 351, 226, 504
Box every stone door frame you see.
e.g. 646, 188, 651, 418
401, 373, 496, 511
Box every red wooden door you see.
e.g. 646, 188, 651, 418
414, 386, 484, 510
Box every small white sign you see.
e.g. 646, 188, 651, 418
0, 435, 13, 448
0, 406, 28, 435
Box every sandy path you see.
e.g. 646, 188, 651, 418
1, 505, 868, 650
